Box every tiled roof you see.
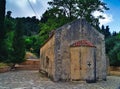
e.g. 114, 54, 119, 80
71, 40, 95, 47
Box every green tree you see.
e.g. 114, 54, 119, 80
24, 36, 33, 51
0, 0, 6, 61
24, 35, 38, 54
10, 20, 25, 69
117, 32, 120, 39
16, 16, 39, 36
105, 36, 118, 54
3, 11, 16, 62
108, 43, 120, 66
48, 0, 109, 27
105, 34, 120, 66
48, 0, 77, 20
0, 0, 6, 40
6, 11, 12, 18
112, 31, 117, 36
39, 8, 71, 47
101, 25, 111, 38
76, 0, 109, 26
5, 11, 15, 32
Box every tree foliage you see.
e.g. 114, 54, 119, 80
39, 8, 72, 47
2, 11, 16, 62
105, 33, 120, 66
24, 35, 40, 56
101, 25, 111, 38
0, 0, 6, 40
77, 0, 109, 25
16, 16, 39, 36
108, 43, 120, 66
48, 0, 109, 27
0, 0, 6, 61
48, 0, 77, 20
10, 20, 25, 67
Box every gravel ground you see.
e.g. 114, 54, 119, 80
0, 70, 120, 89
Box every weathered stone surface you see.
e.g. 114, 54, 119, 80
40, 35, 55, 78
0, 71, 120, 89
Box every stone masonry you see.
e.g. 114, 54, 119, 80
39, 19, 107, 82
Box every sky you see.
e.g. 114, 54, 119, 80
6, 0, 120, 33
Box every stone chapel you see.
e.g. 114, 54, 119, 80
39, 19, 107, 83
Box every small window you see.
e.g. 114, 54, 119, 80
46, 56, 49, 68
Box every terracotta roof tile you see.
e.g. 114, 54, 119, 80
71, 40, 95, 47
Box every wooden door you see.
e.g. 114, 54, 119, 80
80, 47, 88, 80
70, 47, 88, 80
70, 47, 81, 80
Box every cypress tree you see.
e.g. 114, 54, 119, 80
0, 0, 6, 39
0, 0, 6, 61
10, 20, 25, 68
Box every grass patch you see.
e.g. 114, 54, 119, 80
0, 63, 8, 68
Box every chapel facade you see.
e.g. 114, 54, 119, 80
39, 19, 107, 83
